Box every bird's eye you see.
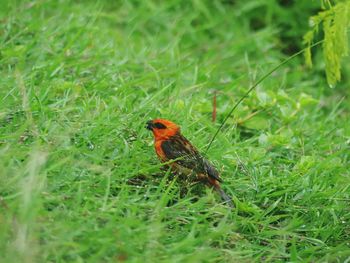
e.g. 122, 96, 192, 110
154, 122, 167, 129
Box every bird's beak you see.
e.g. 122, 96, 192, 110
146, 120, 153, 130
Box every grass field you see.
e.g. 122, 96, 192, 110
1, 1, 350, 262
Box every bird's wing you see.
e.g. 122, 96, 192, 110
161, 134, 222, 182
161, 134, 198, 169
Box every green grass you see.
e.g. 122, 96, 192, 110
1, 0, 350, 262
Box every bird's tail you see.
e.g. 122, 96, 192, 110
215, 186, 234, 208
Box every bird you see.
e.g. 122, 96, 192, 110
146, 118, 233, 208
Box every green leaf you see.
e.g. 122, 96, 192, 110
243, 116, 270, 130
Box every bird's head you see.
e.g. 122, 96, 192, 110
146, 119, 180, 140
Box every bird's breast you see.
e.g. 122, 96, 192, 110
155, 140, 167, 161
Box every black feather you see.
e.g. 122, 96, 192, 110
161, 133, 222, 182
154, 122, 167, 129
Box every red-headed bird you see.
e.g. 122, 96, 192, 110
146, 119, 233, 207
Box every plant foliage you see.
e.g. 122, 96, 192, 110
304, 0, 350, 86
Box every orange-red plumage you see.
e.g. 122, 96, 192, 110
146, 118, 233, 207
